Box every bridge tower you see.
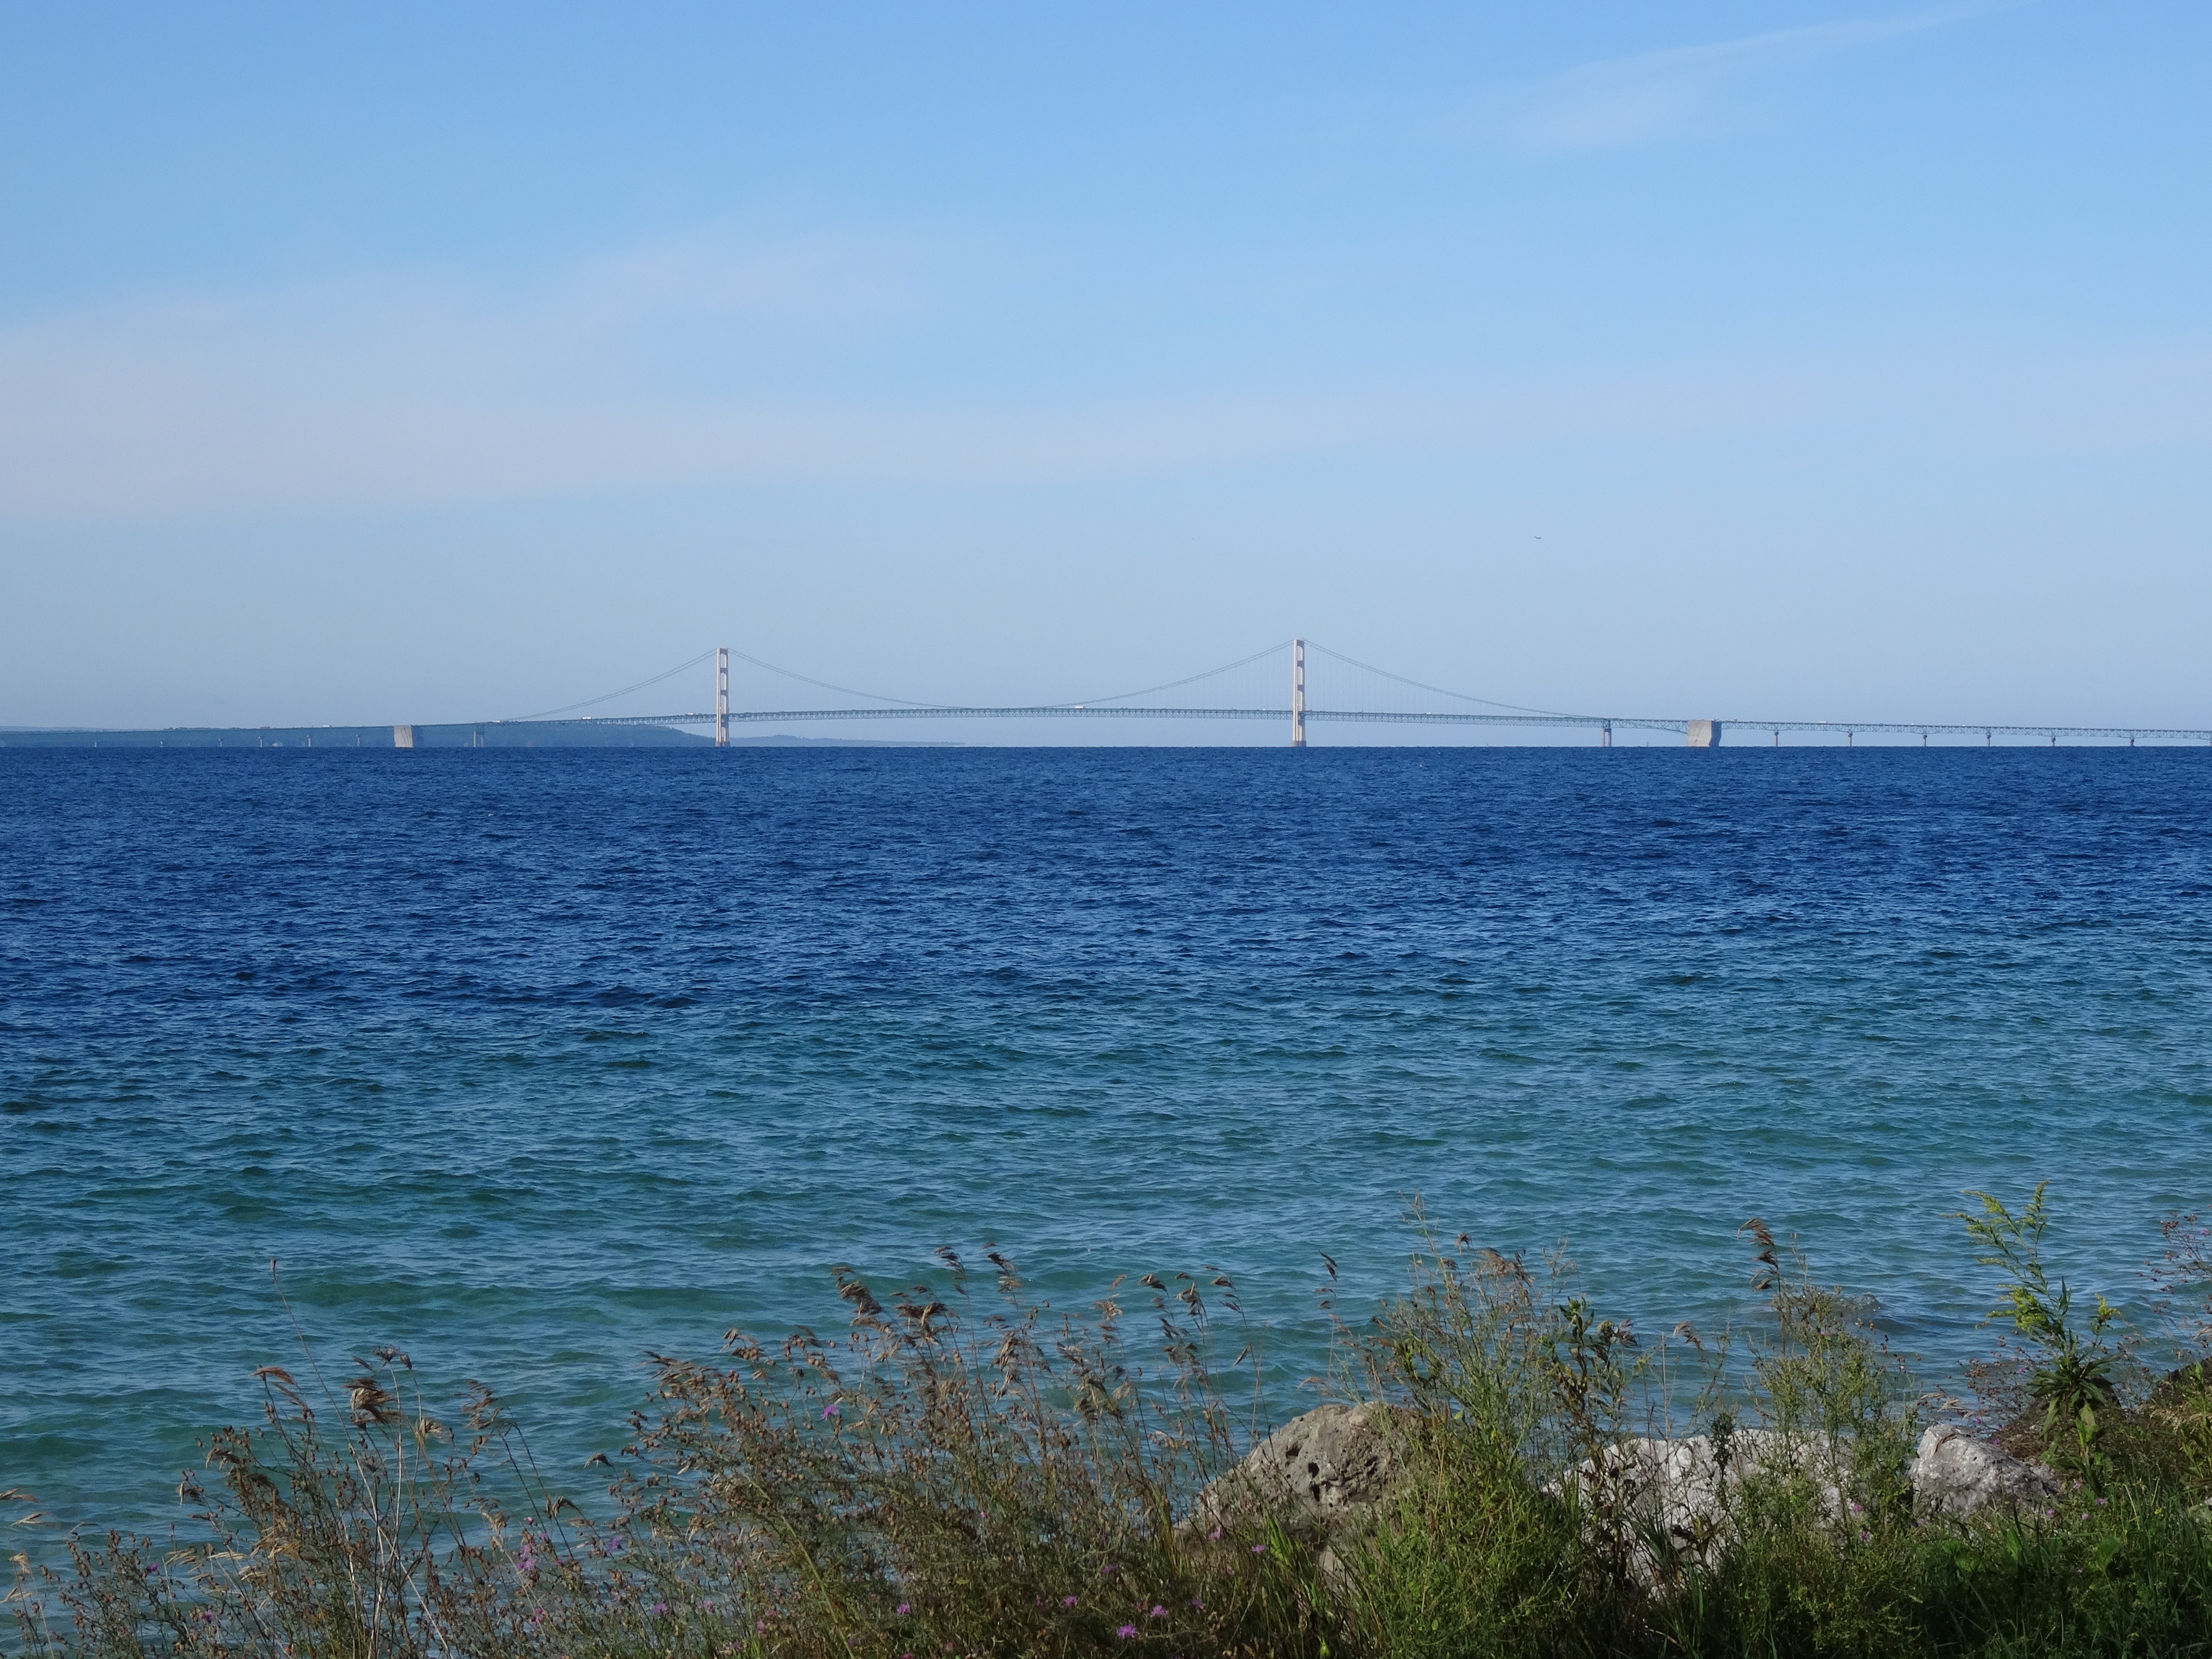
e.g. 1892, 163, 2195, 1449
715, 647, 730, 748
1291, 638, 1307, 748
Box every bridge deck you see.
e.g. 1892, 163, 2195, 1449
505, 708, 2212, 742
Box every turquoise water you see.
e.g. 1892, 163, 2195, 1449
5, 746, 2209, 1534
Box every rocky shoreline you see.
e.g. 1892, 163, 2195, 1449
1199, 1403, 2072, 1570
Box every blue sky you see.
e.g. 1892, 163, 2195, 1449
3, 3, 2207, 736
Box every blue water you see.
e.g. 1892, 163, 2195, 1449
6, 747, 2211, 1535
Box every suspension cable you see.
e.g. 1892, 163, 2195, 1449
725, 646, 966, 708
727, 641, 1299, 710
1069, 641, 1294, 705
1304, 640, 1582, 719
507, 649, 718, 721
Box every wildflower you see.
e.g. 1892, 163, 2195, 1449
823, 1402, 841, 1420
1063, 1597, 1078, 1608
1118, 1625, 1138, 1639
1205, 1526, 1222, 1542
1101, 1563, 1117, 1575
1252, 1544, 1266, 1554
897, 1604, 911, 1616
1150, 1604, 1168, 1618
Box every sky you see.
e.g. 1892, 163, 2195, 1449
2, 2, 2207, 739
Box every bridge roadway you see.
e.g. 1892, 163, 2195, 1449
487, 708, 2212, 743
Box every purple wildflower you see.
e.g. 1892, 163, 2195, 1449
1063, 1597, 1078, 1608
1150, 1604, 1168, 1618
897, 1604, 911, 1616
1118, 1625, 1138, 1639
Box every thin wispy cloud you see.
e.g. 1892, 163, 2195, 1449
0, 234, 1401, 518
1505, 3, 2008, 152
1, 231, 2202, 524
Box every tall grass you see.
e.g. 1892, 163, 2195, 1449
11, 1193, 2212, 1658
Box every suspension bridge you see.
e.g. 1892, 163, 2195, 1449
376, 639, 2209, 750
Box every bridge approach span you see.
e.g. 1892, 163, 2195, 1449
477, 707, 2212, 745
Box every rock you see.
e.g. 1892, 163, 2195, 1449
1910, 1425, 2057, 1519
1549, 1428, 1881, 1582
1575, 1430, 1773, 1522
1315, 1540, 1350, 1596
1190, 1402, 1401, 1532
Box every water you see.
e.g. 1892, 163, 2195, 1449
6, 746, 2210, 1535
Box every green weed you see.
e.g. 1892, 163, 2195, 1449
12, 1192, 2212, 1659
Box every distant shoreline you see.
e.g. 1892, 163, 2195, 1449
0, 725, 963, 748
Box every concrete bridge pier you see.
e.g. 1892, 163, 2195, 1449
1686, 719, 1723, 747
393, 724, 417, 748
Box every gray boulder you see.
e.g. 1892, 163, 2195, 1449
1910, 1425, 2057, 1519
1191, 1402, 1400, 1531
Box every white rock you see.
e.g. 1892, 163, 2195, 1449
1910, 1425, 2057, 1519
1552, 1429, 1856, 1581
